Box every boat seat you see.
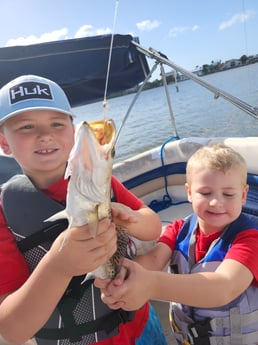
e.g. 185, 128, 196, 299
0, 155, 22, 185
244, 188, 258, 214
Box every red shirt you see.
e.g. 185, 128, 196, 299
0, 175, 148, 343
159, 218, 258, 286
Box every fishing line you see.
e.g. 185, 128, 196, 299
242, 0, 249, 57
103, 0, 120, 120
241, 0, 252, 94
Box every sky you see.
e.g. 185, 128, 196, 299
0, 0, 257, 74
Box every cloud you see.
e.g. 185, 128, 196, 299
219, 10, 255, 30
168, 26, 188, 37
74, 25, 111, 38
192, 25, 200, 32
5, 25, 112, 47
168, 25, 199, 38
136, 20, 161, 31
5, 28, 68, 46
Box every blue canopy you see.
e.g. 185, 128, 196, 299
0, 34, 149, 107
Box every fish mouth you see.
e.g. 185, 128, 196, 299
88, 119, 116, 155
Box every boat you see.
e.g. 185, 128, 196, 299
1, 34, 258, 344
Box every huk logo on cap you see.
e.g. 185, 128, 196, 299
9, 81, 53, 104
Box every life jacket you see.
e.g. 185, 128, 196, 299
169, 213, 258, 345
1, 174, 135, 345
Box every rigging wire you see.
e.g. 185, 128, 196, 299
115, 62, 159, 145
103, 0, 119, 120
159, 63, 179, 138
241, 0, 253, 94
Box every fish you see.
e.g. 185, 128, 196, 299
48, 119, 128, 280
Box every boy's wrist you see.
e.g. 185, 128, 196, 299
148, 270, 160, 300
43, 250, 73, 282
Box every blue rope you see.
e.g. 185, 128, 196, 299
149, 135, 187, 212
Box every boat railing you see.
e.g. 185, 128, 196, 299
132, 41, 258, 121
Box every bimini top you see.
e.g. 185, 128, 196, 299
0, 34, 150, 107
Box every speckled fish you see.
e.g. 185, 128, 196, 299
49, 119, 128, 279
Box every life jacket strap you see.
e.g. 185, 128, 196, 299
186, 308, 258, 345
36, 276, 135, 342
17, 219, 68, 252
36, 309, 135, 341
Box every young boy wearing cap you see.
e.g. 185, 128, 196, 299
0, 75, 166, 345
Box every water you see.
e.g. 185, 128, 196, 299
73, 63, 258, 162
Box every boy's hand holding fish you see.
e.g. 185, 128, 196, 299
111, 202, 138, 224
47, 218, 117, 278
111, 202, 160, 239
95, 258, 151, 311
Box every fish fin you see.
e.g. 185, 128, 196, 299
45, 210, 68, 222
80, 266, 108, 283
44, 210, 70, 251
80, 272, 95, 284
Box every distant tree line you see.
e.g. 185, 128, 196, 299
112, 53, 258, 96
143, 53, 258, 90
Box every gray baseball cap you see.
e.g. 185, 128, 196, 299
0, 74, 74, 124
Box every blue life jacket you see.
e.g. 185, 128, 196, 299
1, 174, 135, 345
169, 213, 258, 345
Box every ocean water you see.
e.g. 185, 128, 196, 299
73, 63, 258, 162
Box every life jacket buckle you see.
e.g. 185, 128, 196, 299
187, 318, 212, 345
